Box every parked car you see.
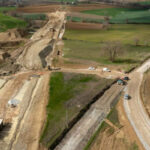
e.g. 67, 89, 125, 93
117, 79, 125, 85
103, 68, 111, 72
124, 94, 131, 100
88, 67, 95, 70
123, 76, 130, 81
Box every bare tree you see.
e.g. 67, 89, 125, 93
102, 41, 122, 62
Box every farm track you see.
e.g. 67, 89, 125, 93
54, 67, 124, 79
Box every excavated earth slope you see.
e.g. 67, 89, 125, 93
17, 11, 66, 70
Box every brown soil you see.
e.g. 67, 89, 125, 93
0, 29, 27, 65
0, 73, 30, 123
89, 99, 144, 150
141, 71, 150, 117
0, 71, 50, 150
11, 72, 50, 150
17, 4, 115, 13
0, 29, 23, 42
66, 22, 103, 30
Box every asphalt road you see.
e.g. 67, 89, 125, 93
124, 59, 150, 150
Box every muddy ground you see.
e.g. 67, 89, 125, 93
0, 71, 50, 150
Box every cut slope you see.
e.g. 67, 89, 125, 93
17, 11, 66, 70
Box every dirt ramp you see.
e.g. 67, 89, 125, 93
17, 11, 66, 70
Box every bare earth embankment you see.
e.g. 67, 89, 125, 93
89, 100, 144, 150
141, 70, 150, 116
0, 11, 66, 150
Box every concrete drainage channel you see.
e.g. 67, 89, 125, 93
48, 80, 124, 150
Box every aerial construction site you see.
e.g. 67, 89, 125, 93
0, 1, 150, 150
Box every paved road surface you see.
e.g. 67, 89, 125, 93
124, 59, 150, 150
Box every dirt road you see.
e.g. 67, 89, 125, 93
10, 73, 50, 150
54, 67, 124, 79
124, 59, 150, 150
0, 72, 50, 150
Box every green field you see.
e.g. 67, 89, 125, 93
41, 72, 114, 147
82, 7, 150, 24
20, 13, 47, 21
0, 13, 27, 32
82, 8, 137, 17
0, 6, 16, 12
135, 1, 150, 5
0, 7, 27, 32
63, 24, 150, 71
